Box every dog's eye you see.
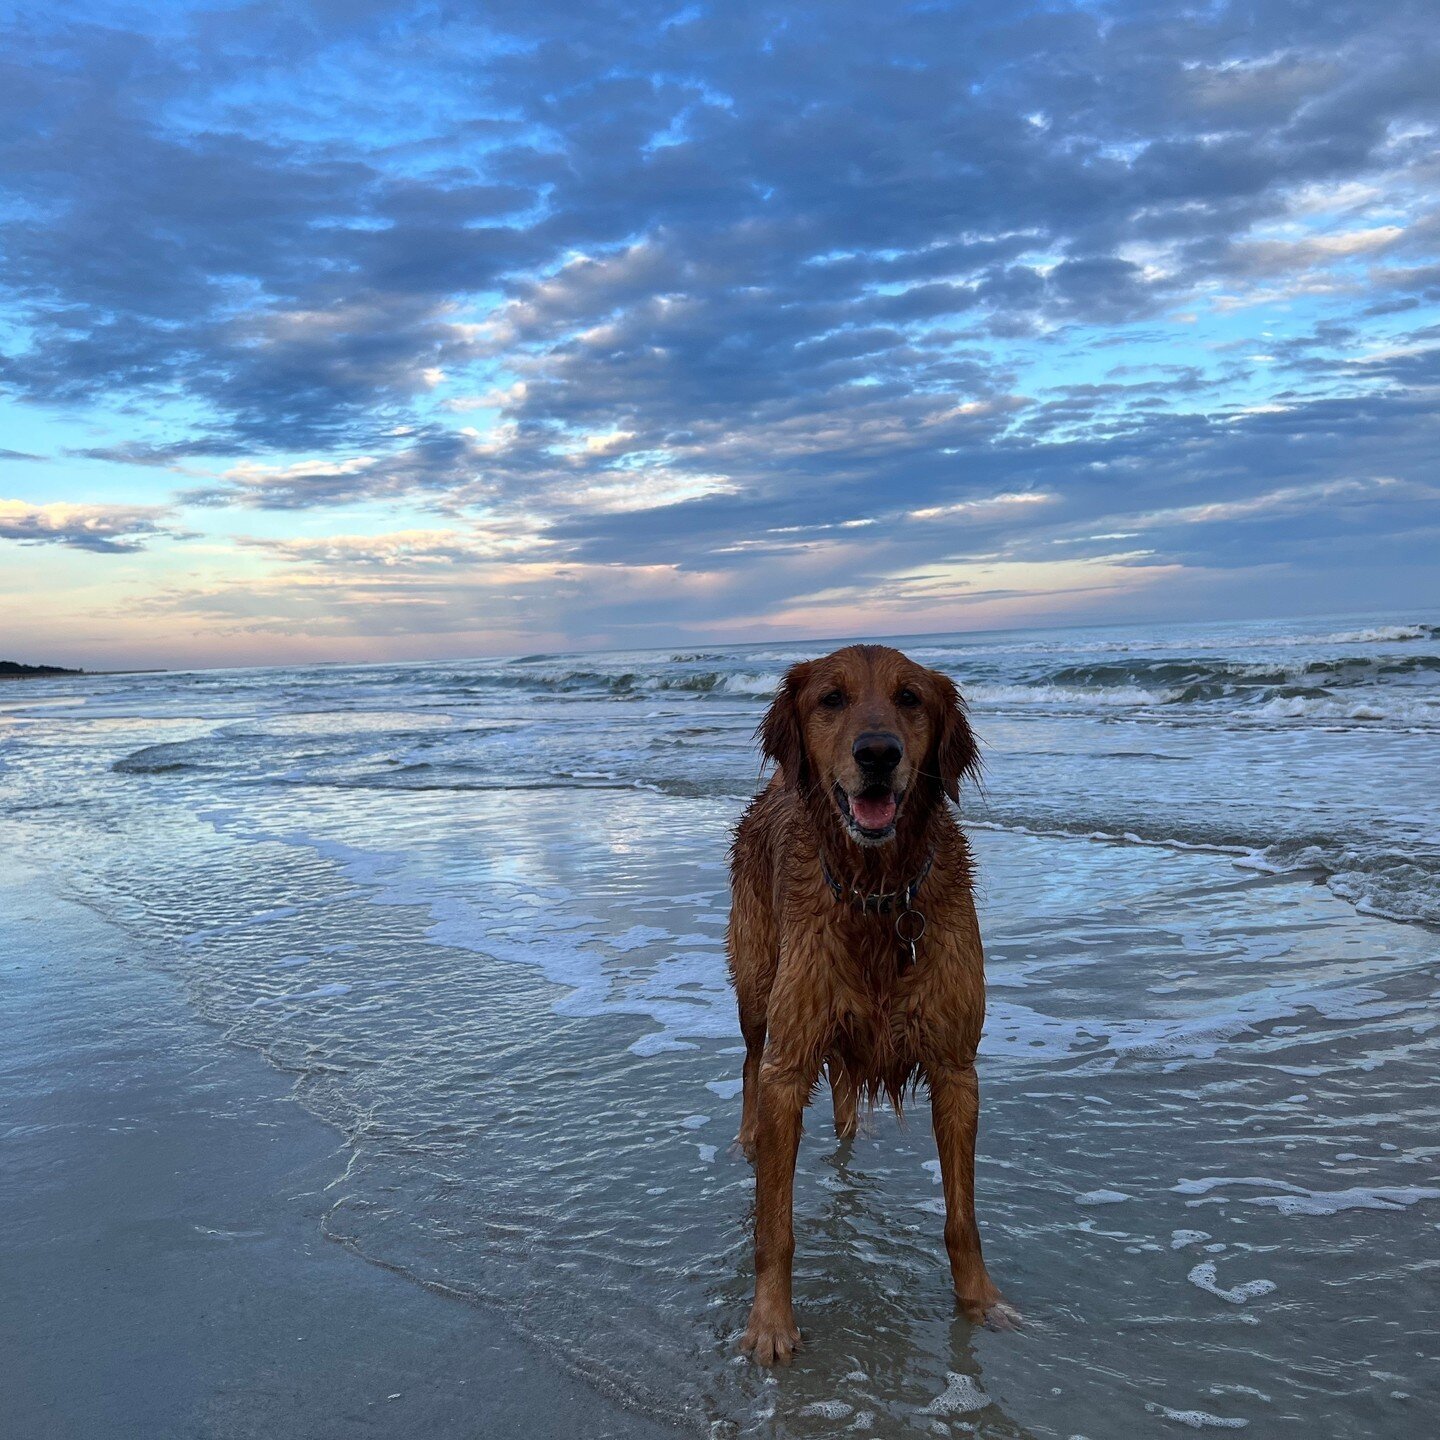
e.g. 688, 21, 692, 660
819, 689, 847, 709
896, 687, 921, 708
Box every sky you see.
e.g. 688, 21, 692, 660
1, 0, 1437, 669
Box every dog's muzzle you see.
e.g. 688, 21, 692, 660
838, 731, 904, 840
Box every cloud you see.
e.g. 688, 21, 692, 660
183, 428, 500, 508
5, 3, 1435, 445
907, 492, 1057, 523
139, 551, 736, 645
235, 523, 548, 566
0, 499, 185, 552
2, 1, 1439, 649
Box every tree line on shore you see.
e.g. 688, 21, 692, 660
0, 660, 84, 678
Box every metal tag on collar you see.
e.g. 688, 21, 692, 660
895, 906, 926, 970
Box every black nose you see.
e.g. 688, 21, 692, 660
852, 731, 903, 773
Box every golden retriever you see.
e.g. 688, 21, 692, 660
726, 643, 1012, 1364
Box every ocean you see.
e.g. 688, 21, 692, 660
4, 610, 1438, 1436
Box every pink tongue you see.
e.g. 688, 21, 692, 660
850, 792, 896, 830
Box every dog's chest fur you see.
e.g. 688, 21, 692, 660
812, 909, 960, 1100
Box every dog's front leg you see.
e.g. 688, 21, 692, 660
739, 1060, 809, 1364
929, 1061, 1016, 1329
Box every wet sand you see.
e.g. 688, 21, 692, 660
5, 620, 1439, 1433
0, 864, 681, 1440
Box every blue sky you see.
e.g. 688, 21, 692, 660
1, 0, 1437, 667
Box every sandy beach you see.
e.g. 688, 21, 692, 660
0, 862, 681, 1440
3, 616, 1438, 1436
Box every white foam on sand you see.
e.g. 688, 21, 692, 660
1252, 1186, 1440, 1216
424, 897, 739, 1052
1174, 1176, 1440, 1215
1087, 978, 1415, 1071
799, 1400, 854, 1420
922, 1372, 988, 1415
606, 924, 673, 952
1145, 1402, 1249, 1429
1186, 1261, 1276, 1305
197, 805, 748, 1058
629, 1034, 699, 1056
199, 796, 1437, 1091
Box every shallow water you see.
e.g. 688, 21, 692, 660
3, 612, 1438, 1436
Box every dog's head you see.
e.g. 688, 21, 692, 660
759, 644, 978, 846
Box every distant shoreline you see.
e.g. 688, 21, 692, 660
0, 661, 84, 679
0, 663, 167, 680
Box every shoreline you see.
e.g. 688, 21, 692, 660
0, 860, 685, 1440
0, 669, 167, 680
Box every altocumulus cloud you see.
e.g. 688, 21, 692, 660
0, 500, 184, 553
1, 0, 1438, 648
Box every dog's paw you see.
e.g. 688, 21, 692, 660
738, 1306, 801, 1366
955, 1276, 1019, 1331
979, 1297, 1021, 1331
732, 1129, 757, 1162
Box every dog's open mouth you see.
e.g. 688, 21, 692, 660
835, 783, 901, 842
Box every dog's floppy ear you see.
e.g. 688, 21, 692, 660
759, 661, 811, 785
932, 670, 979, 804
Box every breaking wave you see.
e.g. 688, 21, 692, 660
93, 610, 1439, 927
949, 639, 1440, 724
1309, 623, 1438, 645
972, 817, 1440, 928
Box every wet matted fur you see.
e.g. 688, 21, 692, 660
725, 644, 1014, 1364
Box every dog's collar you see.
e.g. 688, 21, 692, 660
820, 850, 934, 914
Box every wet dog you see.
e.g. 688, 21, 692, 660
726, 644, 1013, 1364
